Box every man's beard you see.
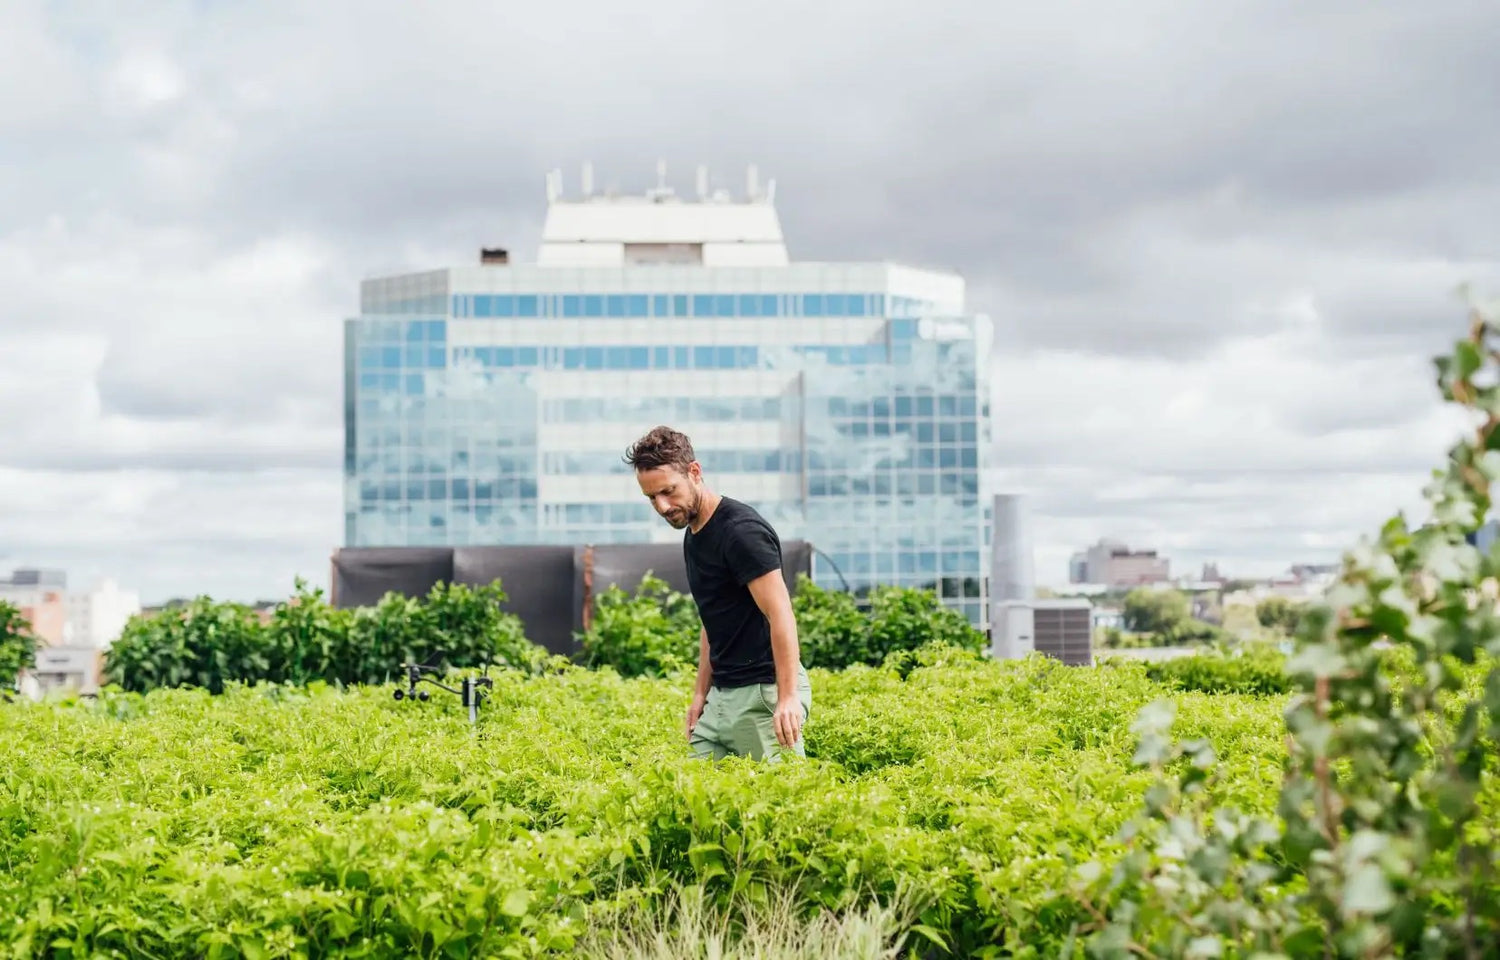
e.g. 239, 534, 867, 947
665, 491, 701, 529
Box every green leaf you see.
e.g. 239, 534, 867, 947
500, 889, 530, 918
1341, 863, 1396, 917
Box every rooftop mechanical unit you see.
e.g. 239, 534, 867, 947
991, 598, 1093, 666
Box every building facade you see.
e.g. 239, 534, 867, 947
343, 167, 994, 624
1068, 538, 1170, 588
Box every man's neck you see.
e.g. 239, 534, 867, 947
690, 489, 723, 534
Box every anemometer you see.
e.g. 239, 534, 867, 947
392, 661, 494, 724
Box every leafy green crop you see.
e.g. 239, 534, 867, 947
0, 643, 1289, 958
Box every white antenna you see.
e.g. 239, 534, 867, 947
581, 161, 594, 197
747, 164, 759, 200
696, 164, 708, 200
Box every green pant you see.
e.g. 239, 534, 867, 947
690, 666, 812, 761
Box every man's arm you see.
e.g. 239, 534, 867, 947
746, 570, 803, 749
686, 626, 710, 741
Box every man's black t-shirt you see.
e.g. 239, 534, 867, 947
683, 497, 783, 688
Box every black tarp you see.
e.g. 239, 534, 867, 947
330, 540, 815, 657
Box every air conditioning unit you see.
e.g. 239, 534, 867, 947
1032, 599, 1093, 666
990, 598, 1093, 666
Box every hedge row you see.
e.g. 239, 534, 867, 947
97, 575, 988, 696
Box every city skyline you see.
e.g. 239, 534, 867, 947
5, 1, 1499, 605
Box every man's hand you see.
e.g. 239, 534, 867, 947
686, 695, 706, 742
773, 695, 802, 749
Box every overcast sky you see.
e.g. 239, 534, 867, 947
4, 0, 1498, 604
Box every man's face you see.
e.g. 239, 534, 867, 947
636, 462, 702, 529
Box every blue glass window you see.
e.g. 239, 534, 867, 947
674, 346, 689, 368
496, 347, 515, 366
693, 346, 714, 368
404, 345, 424, 366
405, 322, 426, 343
653, 346, 670, 368
627, 295, 648, 317
891, 319, 918, 340
825, 294, 847, 316
652, 295, 669, 317
517, 347, 538, 366
629, 347, 649, 369
692, 295, 713, 317
562, 295, 582, 317
358, 347, 380, 367
359, 373, 379, 389
585, 347, 604, 369
404, 374, 424, 396
673, 295, 688, 316
426, 347, 444, 367
738, 294, 760, 317
563, 347, 583, 368
606, 347, 629, 368
605, 295, 625, 315
803, 294, 824, 316
517, 295, 539, 317
583, 295, 603, 317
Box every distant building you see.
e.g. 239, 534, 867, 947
65, 578, 142, 648
1068, 538, 1170, 588
0, 570, 68, 646
3, 569, 142, 698
342, 162, 994, 625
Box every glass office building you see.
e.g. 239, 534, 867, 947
344, 167, 994, 624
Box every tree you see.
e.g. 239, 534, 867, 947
1255, 595, 1304, 634
1121, 588, 1190, 634
0, 601, 38, 690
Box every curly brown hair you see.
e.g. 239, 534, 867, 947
623, 425, 697, 473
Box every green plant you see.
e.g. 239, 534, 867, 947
103, 595, 268, 694
0, 601, 38, 691
580, 573, 701, 677
0, 625, 1298, 957
1122, 588, 1191, 634
102, 579, 545, 693
864, 584, 986, 664
1144, 643, 1291, 696
790, 577, 872, 669
1256, 595, 1306, 635
1073, 302, 1500, 956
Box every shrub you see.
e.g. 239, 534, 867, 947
1144, 643, 1291, 696
102, 579, 544, 693
0, 601, 38, 691
578, 573, 701, 677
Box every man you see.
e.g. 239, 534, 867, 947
625, 425, 812, 760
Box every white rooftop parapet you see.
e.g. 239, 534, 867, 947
537, 161, 790, 268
